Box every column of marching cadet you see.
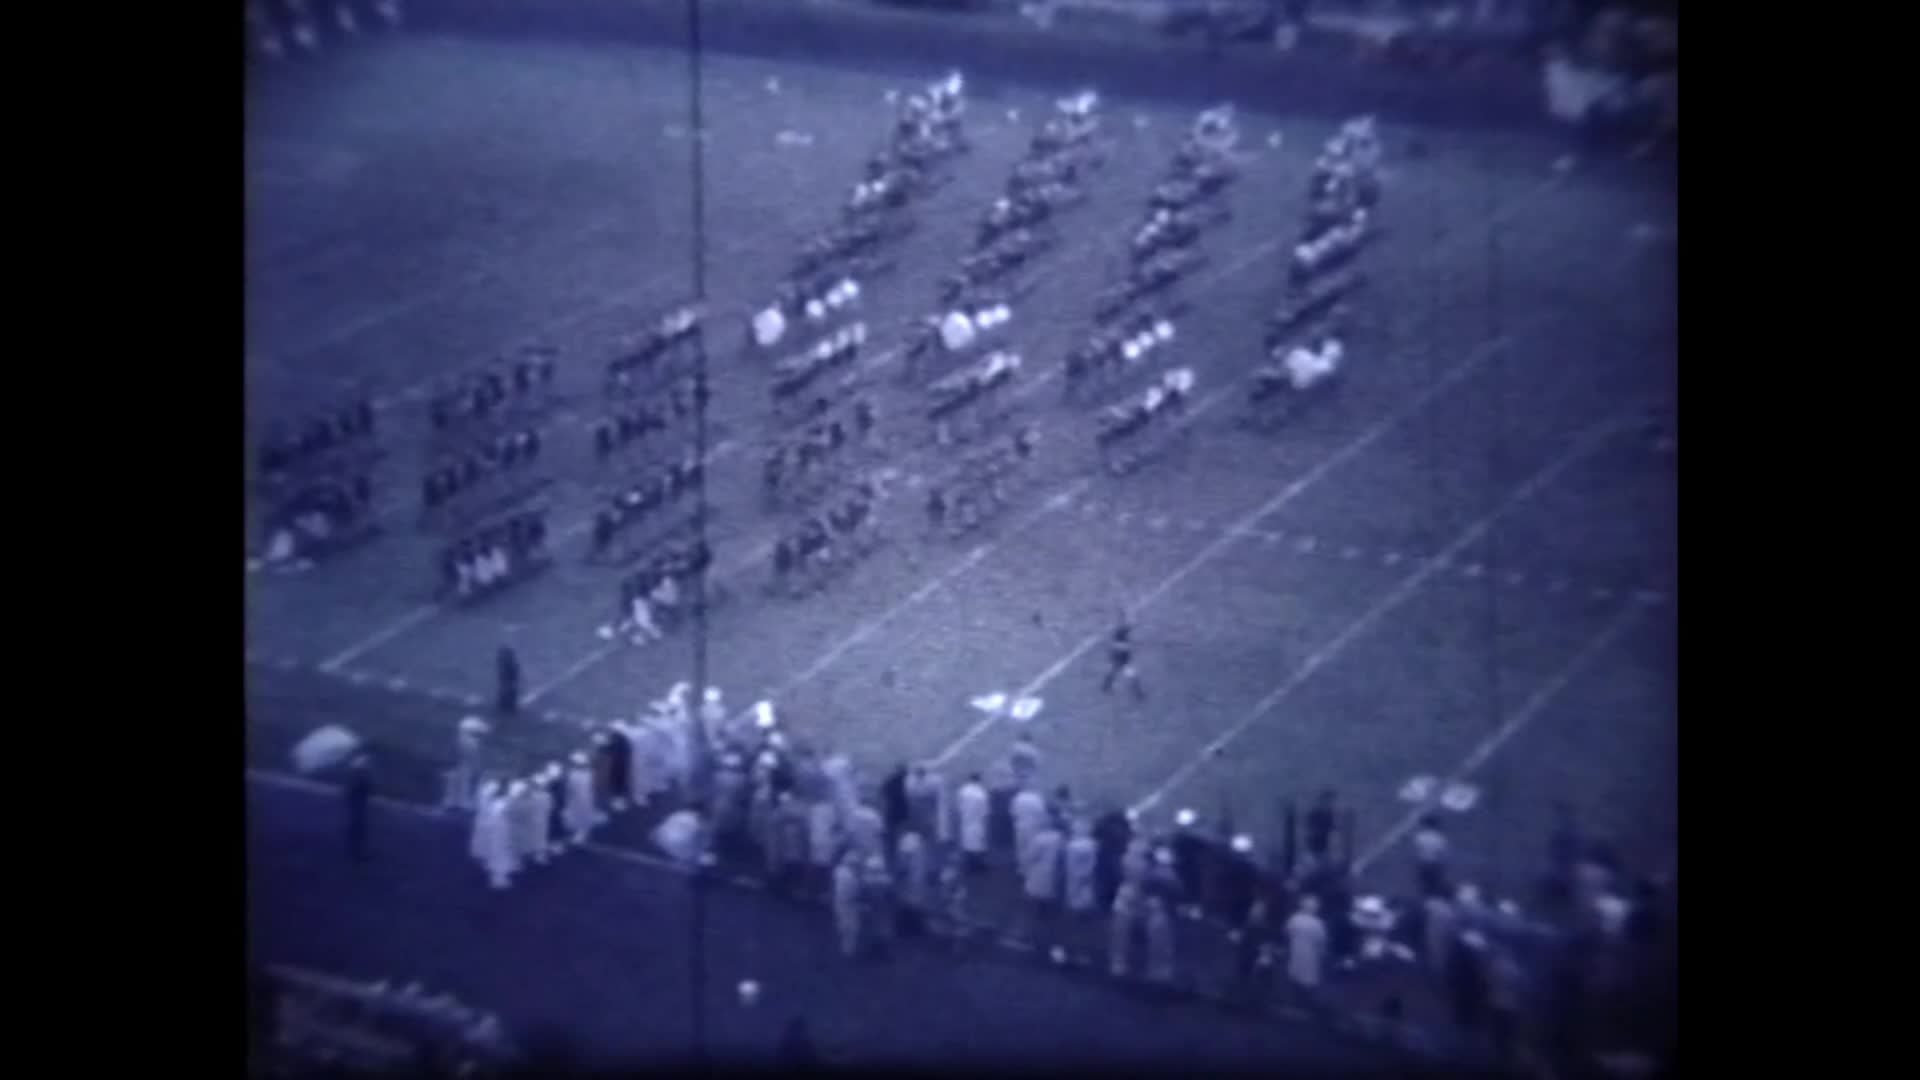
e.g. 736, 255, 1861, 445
1079, 104, 1243, 476
589, 306, 713, 645
915, 90, 1109, 538
1244, 116, 1383, 429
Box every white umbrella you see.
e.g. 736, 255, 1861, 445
292, 724, 362, 774
654, 809, 706, 865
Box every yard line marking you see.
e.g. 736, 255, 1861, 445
1352, 599, 1650, 874
1127, 412, 1634, 818
319, 603, 440, 674
525, 643, 622, 705
930, 333, 1521, 770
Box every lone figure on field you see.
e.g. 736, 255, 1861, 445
1100, 611, 1147, 701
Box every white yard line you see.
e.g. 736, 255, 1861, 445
1126, 411, 1635, 818
319, 603, 442, 674
1351, 598, 1653, 874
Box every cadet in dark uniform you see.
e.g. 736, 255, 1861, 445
1101, 614, 1147, 700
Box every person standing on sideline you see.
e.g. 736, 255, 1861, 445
478, 784, 518, 890
1023, 818, 1064, 943
495, 644, 521, 717
895, 831, 931, 937
563, 753, 599, 848
956, 774, 990, 873
1286, 896, 1329, 1008
832, 853, 863, 958
469, 778, 501, 869
1413, 813, 1451, 897
527, 765, 557, 865
1063, 819, 1098, 918
1011, 785, 1048, 868
344, 754, 372, 864
1100, 611, 1147, 700
881, 763, 910, 851
445, 719, 485, 812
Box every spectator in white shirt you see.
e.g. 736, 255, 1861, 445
1286, 895, 1329, 1002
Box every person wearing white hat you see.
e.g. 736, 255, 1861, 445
1063, 819, 1098, 917
477, 785, 517, 890
955, 774, 990, 873
526, 767, 556, 865
563, 754, 598, 847
1286, 896, 1329, 999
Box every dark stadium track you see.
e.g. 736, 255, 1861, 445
245, 30, 1675, 908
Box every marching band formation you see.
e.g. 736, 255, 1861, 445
254, 67, 1388, 623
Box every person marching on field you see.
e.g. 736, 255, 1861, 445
1100, 610, 1147, 700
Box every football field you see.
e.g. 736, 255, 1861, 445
245, 30, 1677, 909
